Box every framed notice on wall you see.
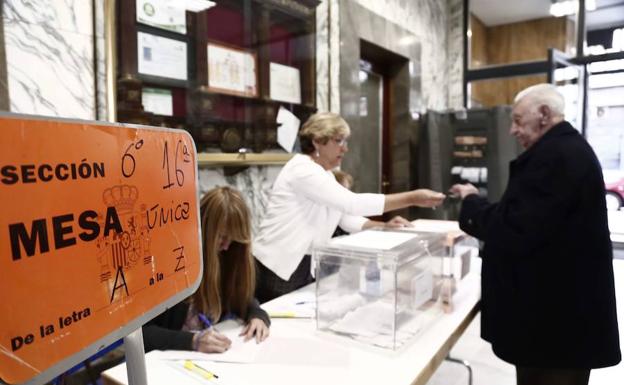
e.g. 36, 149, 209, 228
136, 0, 187, 34
207, 42, 257, 97
270, 62, 301, 104
142, 87, 173, 116
138, 32, 188, 81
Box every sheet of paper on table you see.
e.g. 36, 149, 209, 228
261, 290, 316, 318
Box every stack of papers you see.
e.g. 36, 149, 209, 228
327, 299, 441, 349
330, 230, 417, 250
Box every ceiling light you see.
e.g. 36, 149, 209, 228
549, 0, 596, 17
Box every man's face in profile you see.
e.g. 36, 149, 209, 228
510, 98, 545, 149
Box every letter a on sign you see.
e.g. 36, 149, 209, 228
0, 113, 202, 384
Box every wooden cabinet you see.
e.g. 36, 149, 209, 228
116, 0, 319, 153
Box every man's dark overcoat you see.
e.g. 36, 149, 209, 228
459, 120, 621, 368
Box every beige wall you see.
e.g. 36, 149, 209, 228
470, 14, 574, 106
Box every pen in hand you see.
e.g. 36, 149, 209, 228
198, 313, 212, 330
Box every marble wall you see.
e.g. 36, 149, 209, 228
2, 0, 103, 120
198, 166, 282, 236
316, 0, 465, 113
337, 0, 420, 197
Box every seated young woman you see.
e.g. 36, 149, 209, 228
143, 186, 270, 353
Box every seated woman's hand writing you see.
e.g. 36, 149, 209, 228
193, 329, 232, 353
240, 318, 270, 343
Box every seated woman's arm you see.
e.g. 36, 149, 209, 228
142, 301, 231, 353
142, 302, 194, 352
142, 324, 194, 352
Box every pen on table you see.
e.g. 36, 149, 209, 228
295, 300, 315, 305
198, 313, 212, 330
183, 360, 219, 380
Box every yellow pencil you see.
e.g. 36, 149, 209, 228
183, 360, 219, 380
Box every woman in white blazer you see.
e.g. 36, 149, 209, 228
253, 112, 445, 302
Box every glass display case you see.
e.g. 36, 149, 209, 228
116, 0, 320, 153
313, 229, 446, 350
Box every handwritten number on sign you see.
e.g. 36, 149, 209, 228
162, 141, 175, 189
122, 139, 144, 178
163, 140, 188, 189
175, 140, 190, 186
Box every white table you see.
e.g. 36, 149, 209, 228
102, 267, 481, 385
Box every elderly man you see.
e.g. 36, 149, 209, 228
451, 84, 620, 385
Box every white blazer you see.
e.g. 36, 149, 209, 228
253, 154, 384, 280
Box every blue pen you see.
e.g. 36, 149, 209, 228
197, 313, 212, 330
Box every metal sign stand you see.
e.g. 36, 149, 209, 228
123, 328, 148, 385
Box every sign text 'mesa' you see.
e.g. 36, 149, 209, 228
8, 207, 123, 261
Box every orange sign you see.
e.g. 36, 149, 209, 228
0, 114, 202, 384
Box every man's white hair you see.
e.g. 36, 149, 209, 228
514, 83, 565, 116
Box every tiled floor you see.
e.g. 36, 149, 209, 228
428, 259, 624, 385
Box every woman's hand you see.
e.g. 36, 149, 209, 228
193, 329, 232, 353
240, 318, 270, 343
449, 183, 478, 199
412, 189, 446, 208
384, 216, 413, 228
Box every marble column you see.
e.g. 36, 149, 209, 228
316, 0, 341, 114
447, 0, 465, 109
94, 0, 107, 120
0, 0, 8, 110
2, 0, 96, 119
316, 0, 329, 112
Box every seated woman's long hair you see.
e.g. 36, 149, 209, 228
192, 186, 255, 322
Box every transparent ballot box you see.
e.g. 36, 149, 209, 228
314, 229, 446, 350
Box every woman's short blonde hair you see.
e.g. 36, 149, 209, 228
299, 112, 350, 154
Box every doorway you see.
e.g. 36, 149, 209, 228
357, 40, 408, 200
358, 61, 383, 193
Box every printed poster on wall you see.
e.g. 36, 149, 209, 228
0, 114, 202, 384
138, 32, 188, 81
